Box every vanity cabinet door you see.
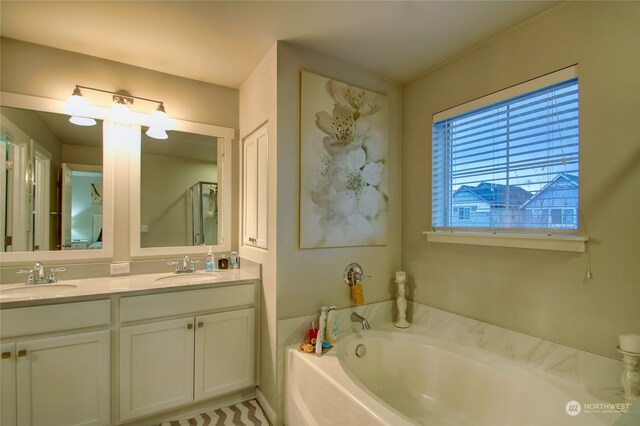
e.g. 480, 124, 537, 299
242, 124, 268, 249
1, 342, 16, 426
194, 308, 255, 401
119, 317, 195, 422
15, 330, 110, 426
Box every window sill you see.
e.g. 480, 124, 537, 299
423, 231, 588, 252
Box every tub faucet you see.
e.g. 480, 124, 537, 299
351, 312, 371, 330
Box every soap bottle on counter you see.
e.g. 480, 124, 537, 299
230, 251, 238, 269
325, 306, 337, 343
315, 306, 328, 355
205, 247, 215, 272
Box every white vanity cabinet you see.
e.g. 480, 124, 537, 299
118, 283, 256, 422
0, 300, 111, 426
1, 342, 17, 426
119, 317, 196, 420
194, 308, 255, 401
242, 123, 268, 249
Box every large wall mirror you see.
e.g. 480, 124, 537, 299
0, 92, 113, 263
130, 118, 233, 257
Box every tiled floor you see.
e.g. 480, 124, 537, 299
160, 399, 270, 426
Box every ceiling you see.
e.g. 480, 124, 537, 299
0, 1, 560, 88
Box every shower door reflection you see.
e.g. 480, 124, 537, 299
187, 181, 218, 246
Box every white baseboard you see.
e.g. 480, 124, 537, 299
255, 388, 277, 425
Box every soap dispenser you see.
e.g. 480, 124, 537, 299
205, 247, 215, 272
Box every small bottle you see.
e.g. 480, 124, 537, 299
218, 255, 229, 270
325, 306, 337, 343
205, 247, 215, 272
315, 306, 328, 355
308, 321, 318, 345
230, 251, 238, 269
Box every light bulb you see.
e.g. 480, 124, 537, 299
146, 126, 168, 140
149, 103, 172, 131
65, 87, 96, 126
110, 101, 131, 124
69, 116, 97, 126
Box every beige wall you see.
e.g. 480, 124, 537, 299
402, 1, 640, 358
238, 42, 403, 421
1, 38, 238, 127
273, 42, 402, 423
140, 153, 217, 248
275, 42, 403, 320
1, 38, 240, 260
238, 44, 278, 415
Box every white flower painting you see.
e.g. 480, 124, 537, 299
300, 71, 389, 248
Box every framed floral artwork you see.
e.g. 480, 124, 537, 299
300, 70, 389, 248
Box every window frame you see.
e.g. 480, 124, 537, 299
426, 65, 587, 252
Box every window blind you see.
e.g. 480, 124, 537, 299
432, 70, 579, 234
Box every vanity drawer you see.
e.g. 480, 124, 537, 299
1, 299, 111, 338
120, 282, 255, 323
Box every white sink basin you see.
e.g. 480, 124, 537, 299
0, 283, 78, 298
155, 273, 220, 285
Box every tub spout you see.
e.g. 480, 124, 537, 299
351, 312, 371, 330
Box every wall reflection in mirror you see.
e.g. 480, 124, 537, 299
140, 130, 219, 248
1, 106, 103, 252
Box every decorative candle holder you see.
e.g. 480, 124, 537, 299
617, 347, 640, 402
394, 272, 410, 329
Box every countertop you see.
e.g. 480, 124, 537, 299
0, 268, 260, 308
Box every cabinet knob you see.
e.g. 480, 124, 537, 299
17, 350, 27, 357
1, 352, 10, 359
187, 324, 193, 330
197, 322, 204, 328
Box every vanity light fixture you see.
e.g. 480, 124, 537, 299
65, 85, 173, 139
110, 91, 134, 124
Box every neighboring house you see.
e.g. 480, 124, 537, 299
522, 173, 579, 229
450, 182, 533, 227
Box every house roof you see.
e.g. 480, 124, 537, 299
454, 182, 533, 207
521, 173, 578, 207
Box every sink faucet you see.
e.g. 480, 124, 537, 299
34, 261, 45, 282
351, 312, 371, 330
167, 256, 199, 274
17, 262, 66, 285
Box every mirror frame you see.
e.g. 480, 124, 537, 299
130, 119, 234, 258
0, 91, 114, 264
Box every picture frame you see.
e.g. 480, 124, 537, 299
299, 70, 389, 248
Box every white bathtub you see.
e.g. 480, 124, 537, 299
285, 326, 618, 426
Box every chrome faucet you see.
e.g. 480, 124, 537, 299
167, 255, 199, 274
34, 261, 45, 282
17, 262, 65, 285
351, 312, 371, 330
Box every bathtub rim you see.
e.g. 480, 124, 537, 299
335, 324, 625, 425
285, 343, 415, 426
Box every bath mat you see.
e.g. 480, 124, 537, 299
160, 399, 269, 426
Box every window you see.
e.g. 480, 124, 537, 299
432, 66, 579, 235
551, 208, 576, 227
459, 207, 471, 221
